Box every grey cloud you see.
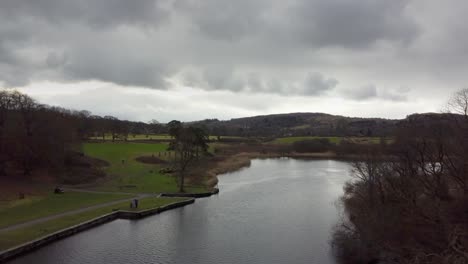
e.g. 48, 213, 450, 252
174, 0, 269, 41
0, 33, 37, 86
0, 0, 169, 29
344, 85, 377, 100
379, 88, 409, 102
183, 69, 337, 96
175, 0, 419, 48
181, 67, 244, 92
46, 52, 68, 68
62, 45, 171, 88
302, 73, 338, 95
342, 85, 408, 102
291, 0, 419, 48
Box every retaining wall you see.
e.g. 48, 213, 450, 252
160, 188, 219, 198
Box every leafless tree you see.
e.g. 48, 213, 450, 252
448, 88, 468, 117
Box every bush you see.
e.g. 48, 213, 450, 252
292, 138, 332, 153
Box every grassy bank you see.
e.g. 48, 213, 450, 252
83, 142, 206, 193
0, 197, 188, 251
0, 192, 133, 229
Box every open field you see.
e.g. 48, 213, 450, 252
270, 136, 391, 145
83, 142, 206, 193
89, 134, 173, 141
89, 134, 244, 141
0, 197, 188, 251
0, 192, 133, 229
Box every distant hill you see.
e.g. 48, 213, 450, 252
188, 112, 465, 138
189, 112, 400, 137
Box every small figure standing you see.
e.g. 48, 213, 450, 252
54, 187, 64, 194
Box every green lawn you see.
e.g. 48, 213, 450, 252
89, 134, 173, 141
270, 136, 391, 145
89, 134, 244, 141
0, 197, 189, 251
0, 192, 133, 229
83, 142, 206, 193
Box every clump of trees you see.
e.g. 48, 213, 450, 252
167, 120, 209, 192
332, 89, 468, 264
0, 90, 81, 176
292, 138, 332, 153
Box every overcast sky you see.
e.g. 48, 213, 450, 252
0, 0, 466, 122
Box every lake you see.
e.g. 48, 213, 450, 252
8, 158, 351, 264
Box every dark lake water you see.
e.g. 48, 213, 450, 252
8, 159, 351, 264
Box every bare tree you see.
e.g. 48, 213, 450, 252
448, 88, 468, 117
0, 91, 12, 175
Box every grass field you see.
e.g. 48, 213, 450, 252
270, 136, 389, 145
0, 191, 134, 229
90, 134, 173, 141
0, 197, 189, 251
83, 142, 206, 193
89, 134, 244, 141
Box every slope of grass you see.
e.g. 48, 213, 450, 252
82, 142, 206, 193
0, 192, 133, 229
0, 197, 189, 251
